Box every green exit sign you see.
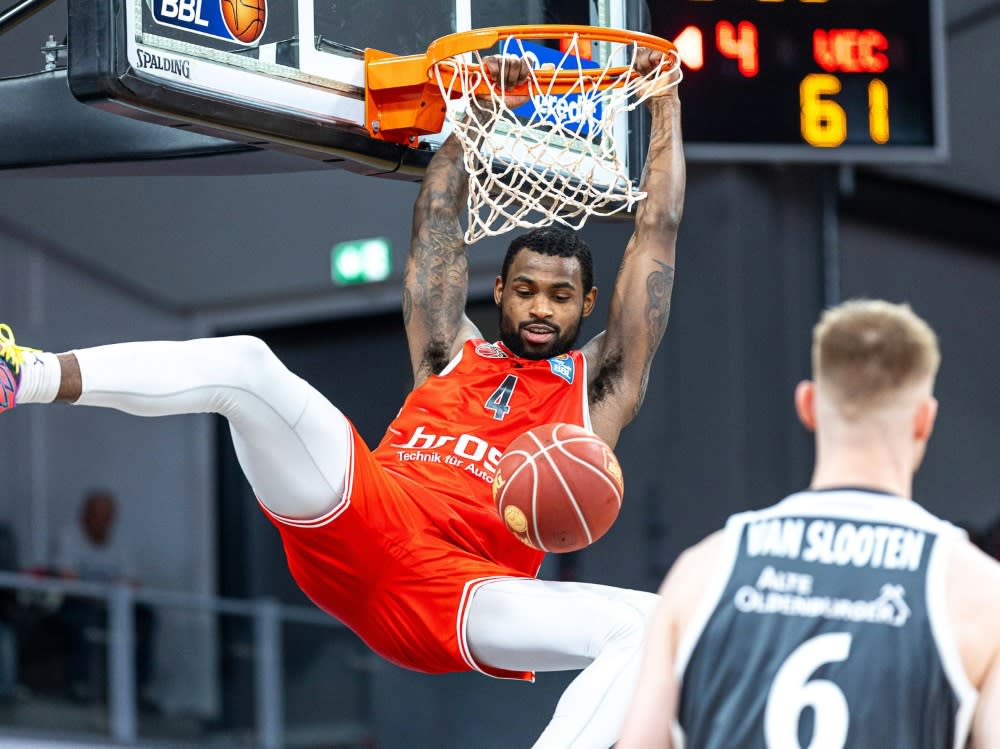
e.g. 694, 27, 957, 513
330, 237, 392, 285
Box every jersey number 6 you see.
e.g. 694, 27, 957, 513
764, 632, 852, 749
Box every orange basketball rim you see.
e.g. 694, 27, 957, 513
364, 24, 678, 145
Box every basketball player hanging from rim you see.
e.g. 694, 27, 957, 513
618, 299, 1000, 749
0, 49, 684, 747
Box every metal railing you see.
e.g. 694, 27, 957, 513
0, 570, 372, 749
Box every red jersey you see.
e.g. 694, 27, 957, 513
372, 338, 591, 574
265, 338, 592, 679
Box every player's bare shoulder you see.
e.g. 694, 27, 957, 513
947, 536, 1000, 689
660, 531, 726, 637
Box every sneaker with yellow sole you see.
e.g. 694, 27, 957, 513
0, 324, 40, 412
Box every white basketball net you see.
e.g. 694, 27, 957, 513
432, 34, 681, 244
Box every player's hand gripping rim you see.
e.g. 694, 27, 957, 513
475, 55, 533, 112
634, 46, 682, 100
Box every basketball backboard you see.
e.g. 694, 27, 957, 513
68, 0, 641, 182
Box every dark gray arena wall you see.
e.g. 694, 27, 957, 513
2, 162, 998, 745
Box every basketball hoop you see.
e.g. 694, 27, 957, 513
364, 26, 681, 243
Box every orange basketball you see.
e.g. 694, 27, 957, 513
493, 423, 624, 553
221, 0, 266, 44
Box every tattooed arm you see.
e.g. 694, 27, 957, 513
584, 49, 685, 448
404, 134, 481, 387
404, 56, 531, 388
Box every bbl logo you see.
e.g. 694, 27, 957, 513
547, 354, 575, 384
150, 0, 267, 45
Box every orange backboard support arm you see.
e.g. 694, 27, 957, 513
364, 48, 449, 145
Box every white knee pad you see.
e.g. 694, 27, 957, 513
212, 336, 289, 390
596, 594, 654, 657
192, 336, 310, 423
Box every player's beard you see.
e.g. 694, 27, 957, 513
498, 309, 582, 360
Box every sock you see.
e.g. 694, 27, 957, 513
14, 351, 62, 404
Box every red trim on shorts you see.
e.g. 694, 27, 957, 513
256, 426, 356, 529
457, 576, 536, 683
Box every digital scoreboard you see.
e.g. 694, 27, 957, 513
649, 0, 947, 161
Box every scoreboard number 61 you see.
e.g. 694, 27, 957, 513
800, 75, 891, 149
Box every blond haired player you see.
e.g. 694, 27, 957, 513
620, 299, 1000, 749
0, 49, 683, 748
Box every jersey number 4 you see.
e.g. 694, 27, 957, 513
764, 632, 853, 749
485, 375, 519, 420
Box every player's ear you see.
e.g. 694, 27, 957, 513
795, 380, 817, 432
913, 396, 938, 443
582, 287, 598, 317
494, 275, 504, 306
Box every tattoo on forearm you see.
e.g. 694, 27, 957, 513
636, 103, 684, 228
408, 159, 469, 375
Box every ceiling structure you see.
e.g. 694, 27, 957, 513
1, 0, 997, 312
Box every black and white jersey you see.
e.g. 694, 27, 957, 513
675, 488, 978, 749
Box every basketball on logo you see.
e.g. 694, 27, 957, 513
221, 0, 266, 44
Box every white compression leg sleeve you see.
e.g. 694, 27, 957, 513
465, 578, 658, 749
73, 336, 351, 519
